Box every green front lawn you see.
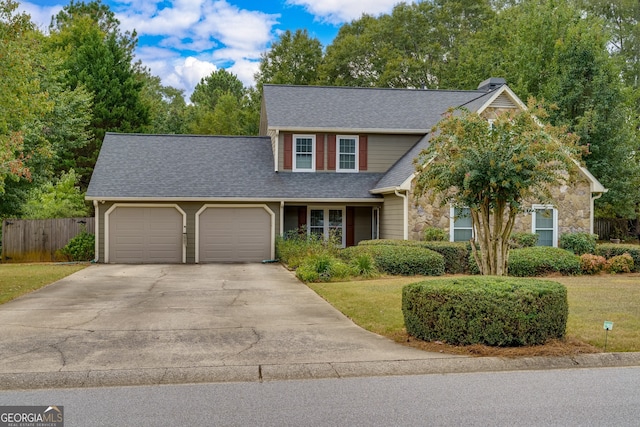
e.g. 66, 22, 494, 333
0, 263, 88, 304
308, 274, 640, 354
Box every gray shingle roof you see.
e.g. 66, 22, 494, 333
262, 84, 492, 132
86, 133, 384, 200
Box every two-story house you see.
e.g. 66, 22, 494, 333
86, 78, 606, 263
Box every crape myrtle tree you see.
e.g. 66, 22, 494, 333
413, 102, 581, 275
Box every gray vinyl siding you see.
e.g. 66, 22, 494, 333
367, 134, 422, 173
96, 201, 280, 263
380, 194, 404, 240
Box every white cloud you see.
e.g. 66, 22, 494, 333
18, 2, 63, 32
168, 56, 218, 99
286, 0, 399, 24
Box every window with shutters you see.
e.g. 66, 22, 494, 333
336, 135, 358, 172
293, 134, 315, 172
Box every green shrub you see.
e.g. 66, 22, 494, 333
509, 232, 538, 249
58, 230, 95, 261
359, 239, 469, 274
349, 253, 379, 278
423, 227, 448, 242
373, 245, 444, 276
606, 253, 634, 274
508, 247, 581, 277
595, 244, 640, 272
276, 228, 337, 269
559, 232, 597, 255
402, 277, 568, 346
295, 253, 352, 282
580, 254, 607, 274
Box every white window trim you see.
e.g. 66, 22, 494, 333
293, 134, 316, 172
336, 135, 359, 173
308, 206, 346, 247
531, 204, 558, 247
449, 206, 474, 242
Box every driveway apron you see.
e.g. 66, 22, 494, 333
0, 264, 449, 387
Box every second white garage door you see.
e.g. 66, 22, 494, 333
198, 206, 272, 262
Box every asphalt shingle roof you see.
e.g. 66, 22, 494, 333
86, 133, 384, 200
262, 84, 492, 132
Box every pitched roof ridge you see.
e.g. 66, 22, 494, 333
105, 132, 269, 139
263, 84, 486, 95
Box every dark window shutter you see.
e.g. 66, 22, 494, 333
327, 134, 336, 170
359, 135, 368, 171
346, 207, 355, 247
297, 206, 307, 229
316, 134, 324, 170
284, 133, 292, 170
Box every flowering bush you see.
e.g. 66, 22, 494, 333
580, 254, 607, 274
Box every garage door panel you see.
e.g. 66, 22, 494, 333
199, 207, 271, 263
109, 207, 183, 264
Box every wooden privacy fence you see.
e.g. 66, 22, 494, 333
1, 217, 95, 263
593, 218, 632, 241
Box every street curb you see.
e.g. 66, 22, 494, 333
1, 352, 639, 391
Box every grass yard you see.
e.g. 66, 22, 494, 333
307, 273, 640, 356
0, 263, 88, 304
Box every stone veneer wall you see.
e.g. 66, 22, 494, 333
408, 177, 592, 243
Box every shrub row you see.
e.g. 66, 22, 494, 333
343, 243, 445, 276
508, 247, 581, 277
594, 244, 640, 272
402, 277, 568, 346
359, 239, 469, 274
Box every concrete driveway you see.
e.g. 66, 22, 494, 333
0, 263, 454, 389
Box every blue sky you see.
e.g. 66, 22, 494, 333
20, 0, 404, 98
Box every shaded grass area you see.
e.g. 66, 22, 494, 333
308, 273, 640, 356
0, 263, 88, 304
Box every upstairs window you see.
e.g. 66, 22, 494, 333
337, 135, 358, 172
294, 135, 315, 172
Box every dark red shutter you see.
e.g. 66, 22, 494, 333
359, 135, 368, 171
284, 133, 292, 170
297, 206, 307, 230
316, 134, 324, 170
327, 134, 336, 170
346, 207, 355, 247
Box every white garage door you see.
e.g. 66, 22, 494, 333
108, 207, 183, 263
198, 207, 271, 262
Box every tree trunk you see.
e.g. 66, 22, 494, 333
471, 202, 517, 276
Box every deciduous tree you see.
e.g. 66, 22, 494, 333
414, 103, 580, 275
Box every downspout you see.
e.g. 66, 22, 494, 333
591, 192, 604, 235
280, 201, 284, 237
93, 200, 99, 263
395, 189, 409, 240
274, 129, 280, 172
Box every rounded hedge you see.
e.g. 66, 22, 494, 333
342, 243, 444, 276
402, 277, 568, 346
508, 247, 581, 277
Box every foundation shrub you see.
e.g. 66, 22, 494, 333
595, 244, 640, 272
351, 241, 444, 276
580, 254, 608, 274
423, 227, 448, 242
509, 232, 538, 249
58, 230, 95, 261
295, 253, 352, 282
358, 239, 468, 274
606, 253, 634, 274
559, 232, 597, 255
508, 247, 581, 277
402, 277, 568, 346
